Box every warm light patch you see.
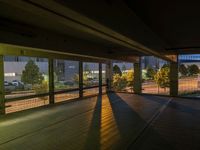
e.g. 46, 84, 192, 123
100, 94, 121, 149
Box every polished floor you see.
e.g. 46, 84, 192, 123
0, 93, 200, 150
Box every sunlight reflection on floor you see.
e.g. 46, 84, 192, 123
100, 94, 121, 150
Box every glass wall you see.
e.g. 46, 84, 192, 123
54, 59, 79, 103
112, 61, 134, 92
83, 62, 99, 87
141, 56, 170, 95
54, 59, 79, 91
102, 64, 107, 93
83, 62, 99, 96
178, 54, 200, 97
4, 56, 49, 113
102, 64, 107, 85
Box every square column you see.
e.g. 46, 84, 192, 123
106, 60, 113, 92
0, 55, 5, 114
79, 61, 83, 98
170, 60, 178, 97
99, 63, 102, 94
48, 58, 55, 104
133, 58, 142, 94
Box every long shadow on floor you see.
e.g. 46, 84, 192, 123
107, 93, 175, 150
83, 95, 102, 150
83, 93, 175, 150
143, 95, 200, 115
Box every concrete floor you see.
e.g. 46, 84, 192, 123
0, 93, 200, 150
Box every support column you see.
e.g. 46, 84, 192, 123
133, 58, 142, 94
0, 55, 5, 115
99, 63, 102, 95
170, 57, 178, 97
49, 58, 54, 104
106, 60, 112, 92
79, 61, 83, 98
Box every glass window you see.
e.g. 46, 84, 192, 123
54, 59, 79, 91
112, 61, 134, 92
83, 62, 99, 87
102, 64, 106, 85
4, 56, 49, 99
141, 56, 170, 95
178, 54, 200, 97
54, 59, 79, 103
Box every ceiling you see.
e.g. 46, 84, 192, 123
125, 0, 200, 54
0, 0, 199, 61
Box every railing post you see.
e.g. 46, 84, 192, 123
0, 55, 5, 115
49, 58, 54, 104
99, 63, 102, 95
170, 56, 178, 97
79, 61, 83, 98
133, 57, 142, 94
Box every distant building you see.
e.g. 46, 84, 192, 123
179, 54, 200, 62
112, 61, 133, 71
179, 54, 200, 67
141, 56, 167, 70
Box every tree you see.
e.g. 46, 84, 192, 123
113, 65, 122, 75
125, 69, 134, 87
21, 59, 44, 85
112, 74, 127, 90
187, 64, 199, 76
146, 66, 156, 79
162, 64, 170, 69
122, 64, 127, 72
154, 66, 170, 91
179, 64, 188, 76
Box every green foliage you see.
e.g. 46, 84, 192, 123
73, 73, 79, 85
179, 64, 188, 76
33, 80, 48, 100
54, 82, 67, 90
125, 69, 134, 87
54, 72, 58, 82
112, 69, 134, 91
33, 80, 48, 94
154, 66, 170, 89
83, 64, 92, 86
83, 72, 90, 86
113, 65, 122, 75
162, 64, 170, 69
112, 74, 127, 90
21, 59, 44, 85
187, 64, 199, 76
146, 66, 156, 79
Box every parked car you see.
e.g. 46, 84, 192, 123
4, 81, 16, 94
4, 81, 9, 86
12, 80, 24, 89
